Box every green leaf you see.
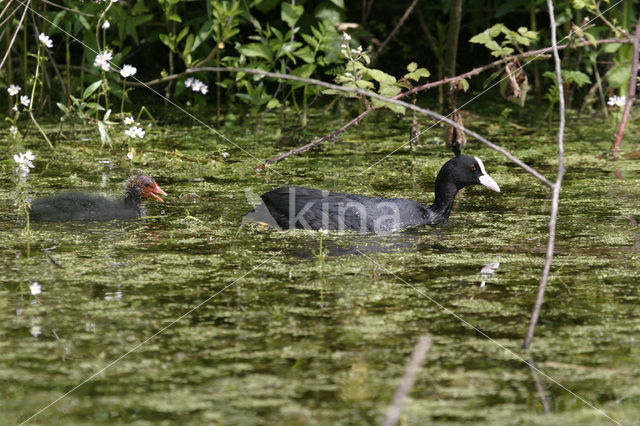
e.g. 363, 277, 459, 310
56, 102, 69, 114
607, 64, 631, 88
406, 62, 418, 72
168, 13, 182, 23
291, 63, 316, 78
367, 69, 396, 86
404, 67, 431, 81
371, 98, 405, 114
159, 33, 175, 50
489, 23, 505, 37
266, 98, 282, 109
97, 121, 111, 147
379, 85, 401, 97
84, 102, 105, 111
486, 40, 501, 51
470, 31, 492, 45
83, 80, 103, 99
281, 3, 304, 27
562, 70, 591, 87
329, 0, 345, 8
459, 78, 469, 92
355, 80, 375, 89
293, 46, 315, 63
603, 43, 621, 53
238, 43, 273, 61
176, 26, 190, 44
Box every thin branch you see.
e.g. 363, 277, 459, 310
0, 0, 22, 28
127, 38, 629, 90
523, 0, 566, 350
0, 0, 29, 72
381, 334, 432, 426
369, 0, 419, 65
610, 16, 640, 157
185, 66, 553, 187
39, 0, 95, 17
256, 107, 372, 168
527, 356, 550, 412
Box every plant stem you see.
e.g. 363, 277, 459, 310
523, 0, 566, 350
121, 78, 126, 117
29, 46, 54, 149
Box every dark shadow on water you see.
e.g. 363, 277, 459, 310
283, 225, 457, 258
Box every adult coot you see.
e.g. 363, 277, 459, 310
245, 155, 499, 232
29, 174, 167, 221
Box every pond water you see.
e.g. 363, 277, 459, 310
1, 106, 639, 425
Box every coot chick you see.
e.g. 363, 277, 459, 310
245, 155, 499, 232
29, 174, 167, 222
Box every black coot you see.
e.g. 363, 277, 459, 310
29, 174, 167, 221
245, 155, 500, 232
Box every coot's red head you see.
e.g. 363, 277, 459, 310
132, 174, 167, 202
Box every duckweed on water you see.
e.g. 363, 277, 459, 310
1, 106, 640, 424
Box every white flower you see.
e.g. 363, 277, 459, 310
607, 95, 626, 107
29, 282, 42, 296
126, 150, 134, 160
102, 20, 110, 29
191, 79, 203, 92
39, 33, 53, 49
124, 116, 135, 125
342, 32, 351, 42
30, 325, 41, 337
14, 151, 35, 176
186, 78, 208, 94
9, 126, 18, 135
12, 105, 18, 111
319, 229, 329, 235
20, 95, 30, 107
134, 127, 145, 138
120, 64, 136, 78
125, 126, 145, 138
93, 50, 113, 71
222, 151, 229, 158
7, 84, 21, 96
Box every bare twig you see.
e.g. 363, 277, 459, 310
39, 0, 95, 17
381, 334, 432, 426
0, 0, 28, 72
189, 66, 552, 186
43, 247, 64, 269
95, 0, 115, 52
610, 16, 640, 157
0, 0, 22, 28
127, 38, 628, 90
255, 107, 372, 170
527, 356, 550, 412
523, 0, 566, 350
369, 0, 419, 65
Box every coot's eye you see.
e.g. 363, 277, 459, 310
470, 164, 476, 171
145, 183, 150, 187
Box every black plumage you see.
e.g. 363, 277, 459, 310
245, 155, 500, 232
29, 174, 166, 222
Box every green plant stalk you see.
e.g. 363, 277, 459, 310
28, 46, 54, 150
101, 70, 110, 113
216, 49, 221, 125
22, 22, 27, 88
120, 78, 126, 117
65, 30, 71, 107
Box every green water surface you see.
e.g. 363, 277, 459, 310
1, 107, 639, 425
